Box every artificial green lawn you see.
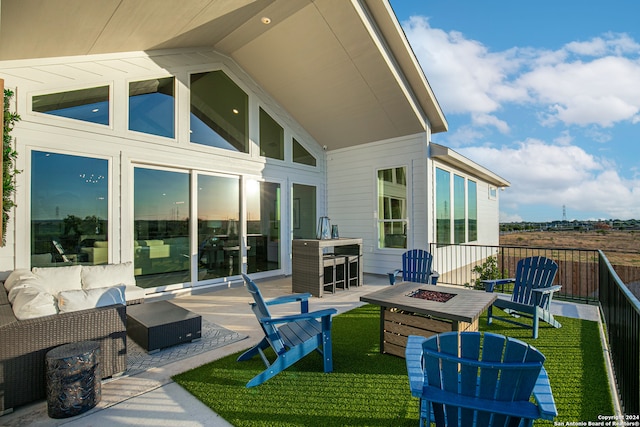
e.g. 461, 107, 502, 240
173, 304, 613, 426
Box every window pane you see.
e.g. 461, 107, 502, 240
197, 174, 240, 280
454, 175, 466, 244
293, 138, 316, 166
31, 151, 108, 267
378, 167, 407, 249
436, 168, 451, 244
468, 180, 478, 241
246, 180, 281, 273
32, 86, 109, 125
292, 184, 316, 239
259, 108, 284, 160
190, 71, 248, 152
134, 168, 190, 287
129, 77, 175, 138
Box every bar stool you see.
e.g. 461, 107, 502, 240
343, 254, 360, 288
322, 255, 346, 293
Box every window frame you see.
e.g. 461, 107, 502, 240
376, 165, 410, 250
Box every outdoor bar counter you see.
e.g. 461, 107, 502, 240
292, 238, 362, 297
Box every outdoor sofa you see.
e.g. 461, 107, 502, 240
0, 262, 145, 414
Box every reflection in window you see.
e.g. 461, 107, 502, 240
32, 86, 109, 125
259, 108, 284, 160
292, 184, 316, 239
129, 77, 175, 138
436, 168, 451, 244
134, 167, 190, 288
293, 138, 316, 166
468, 180, 478, 242
190, 71, 248, 152
378, 167, 407, 249
246, 180, 281, 273
454, 174, 466, 244
31, 151, 108, 267
197, 174, 240, 280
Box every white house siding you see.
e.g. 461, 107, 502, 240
0, 49, 326, 282
326, 134, 429, 275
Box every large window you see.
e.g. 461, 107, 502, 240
468, 180, 478, 241
246, 180, 281, 273
293, 138, 316, 166
134, 167, 190, 287
436, 168, 478, 244
436, 168, 451, 244
31, 151, 109, 267
190, 71, 248, 152
129, 77, 175, 138
454, 174, 466, 244
378, 167, 407, 249
197, 174, 240, 280
32, 86, 110, 125
259, 108, 284, 160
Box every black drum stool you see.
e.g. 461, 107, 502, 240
45, 341, 101, 418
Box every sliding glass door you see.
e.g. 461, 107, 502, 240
246, 180, 281, 274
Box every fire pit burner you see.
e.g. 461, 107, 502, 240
406, 289, 456, 303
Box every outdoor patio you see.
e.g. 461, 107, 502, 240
1, 273, 609, 426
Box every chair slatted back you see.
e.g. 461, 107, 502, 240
402, 249, 434, 284
423, 332, 545, 427
243, 275, 286, 354
512, 256, 559, 308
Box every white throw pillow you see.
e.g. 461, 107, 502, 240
32, 265, 83, 294
11, 287, 58, 320
81, 262, 136, 289
4, 269, 37, 292
7, 277, 47, 304
57, 285, 126, 313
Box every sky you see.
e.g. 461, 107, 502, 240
390, 1, 640, 223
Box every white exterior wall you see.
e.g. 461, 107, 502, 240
0, 49, 326, 280
326, 134, 429, 275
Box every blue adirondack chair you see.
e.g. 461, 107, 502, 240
484, 256, 561, 339
388, 249, 439, 285
405, 332, 557, 427
237, 273, 337, 387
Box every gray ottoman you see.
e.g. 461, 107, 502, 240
45, 341, 101, 418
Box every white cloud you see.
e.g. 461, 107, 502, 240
401, 17, 640, 128
459, 141, 640, 219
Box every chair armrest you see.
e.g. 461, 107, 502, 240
482, 278, 515, 292
405, 335, 426, 396
532, 367, 558, 420
261, 308, 338, 325
388, 269, 402, 285
265, 293, 312, 313
531, 285, 562, 295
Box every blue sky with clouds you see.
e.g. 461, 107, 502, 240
390, 1, 640, 222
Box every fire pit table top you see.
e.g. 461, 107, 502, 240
360, 282, 497, 323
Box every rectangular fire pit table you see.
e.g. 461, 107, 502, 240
360, 282, 497, 358
127, 300, 202, 353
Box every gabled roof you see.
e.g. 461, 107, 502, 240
430, 143, 510, 187
0, 0, 447, 150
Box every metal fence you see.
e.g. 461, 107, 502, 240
429, 243, 600, 302
599, 251, 640, 415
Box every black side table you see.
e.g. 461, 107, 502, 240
45, 341, 101, 418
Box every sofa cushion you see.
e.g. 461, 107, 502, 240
81, 262, 136, 289
32, 265, 83, 294
7, 277, 47, 304
4, 269, 37, 293
57, 285, 125, 314
11, 287, 58, 320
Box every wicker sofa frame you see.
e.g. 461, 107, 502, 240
0, 287, 127, 415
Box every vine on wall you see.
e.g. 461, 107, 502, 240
3, 88, 20, 246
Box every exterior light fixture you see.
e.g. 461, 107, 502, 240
261, 16, 271, 25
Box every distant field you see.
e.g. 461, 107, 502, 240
500, 230, 640, 266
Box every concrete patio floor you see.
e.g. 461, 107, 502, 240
1, 274, 601, 427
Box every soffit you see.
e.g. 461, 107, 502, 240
0, 0, 446, 150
